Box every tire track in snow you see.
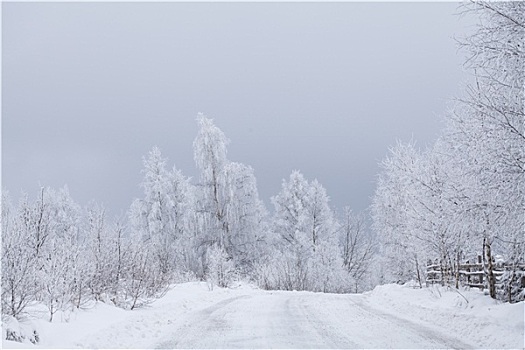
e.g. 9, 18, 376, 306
348, 298, 475, 349
155, 290, 477, 349
284, 295, 360, 348
155, 295, 251, 349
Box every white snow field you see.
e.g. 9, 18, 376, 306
3, 282, 523, 349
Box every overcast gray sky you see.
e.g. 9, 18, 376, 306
2, 2, 474, 217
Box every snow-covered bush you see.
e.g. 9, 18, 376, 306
206, 244, 236, 288
497, 269, 525, 303
2, 316, 39, 345
1, 193, 39, 319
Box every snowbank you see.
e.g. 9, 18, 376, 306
2, 282, 252, 349
363, 283, 524, 349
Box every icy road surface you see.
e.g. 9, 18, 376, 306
155, 290, 472, 349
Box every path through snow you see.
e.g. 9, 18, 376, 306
156, 290, 474, 349
3, 282, 522, 349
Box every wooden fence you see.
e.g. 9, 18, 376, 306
426, 255, 525, 294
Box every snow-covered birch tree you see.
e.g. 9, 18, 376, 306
264, 171, 347, 292
371, 142, 427, 285
193, 114, 267, 276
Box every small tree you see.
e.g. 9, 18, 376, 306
38, 187, 83, 321
1, 192, 38, 319
120, 238, 168, 310
340, 208, 375, 293
206, 244, 235, 288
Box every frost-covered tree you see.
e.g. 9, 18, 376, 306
193, 114, 267, 275
308, 180, 335, 249
193, 114, 230, 251
264, 171, 346, 292
206, 244, 235, 288
135, 147, 173, 276
36, 187, 83, 321
371, 2, 524, 301
130, 146, 193, 281
112, 218, 127, 291
339, 208, 375, 292
270, 171, 314, 290
305, 180, 348, 292
85, 202, 108, 301
220, 161, 267, 270
371, 142, 427, 285
2, 188, 91, 320
119, 237, 167, 310
21, 188, 52, 259
1, 192, 39, 319
447, 1, 524, 298
84, 202, 131, 305
271, 170, 311, 246
166, 168, 197, 277
372, 140, 474, 288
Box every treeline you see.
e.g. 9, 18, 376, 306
371, 2, 524, 302
2, 115, 376, 322
2, 187, 169, 321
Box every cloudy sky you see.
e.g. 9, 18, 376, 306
3, 2, 474, 217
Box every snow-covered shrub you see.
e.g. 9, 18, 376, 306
1, 212, 39, 319
206, 244, 235, 288
252, 258, 275, 290
309, 239, 353, 293
2, 316, 39, 345
497, 269, 525, 303
119, 240, 170, 310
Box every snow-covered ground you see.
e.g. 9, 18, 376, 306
3, 282, 523, 349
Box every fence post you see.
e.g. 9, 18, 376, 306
478, 255, 484, 290
466, 259, 471, 286
426, 260, 431, 287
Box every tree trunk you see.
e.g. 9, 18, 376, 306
414, 255, 422, 288
484, 238, 497, 299
507, 269, 515, 303
440, 252, 449, 287
455, 251, 460, 289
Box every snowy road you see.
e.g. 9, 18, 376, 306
155, 290, 473, 349
4, 282, 522, 348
